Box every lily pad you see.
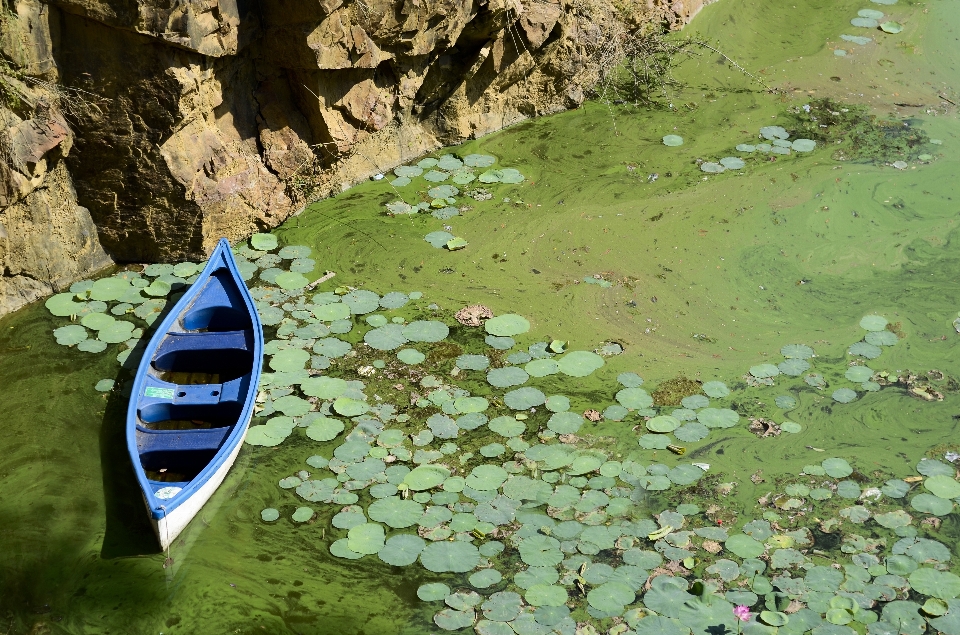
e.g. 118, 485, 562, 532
697, 408, 739, 428
456, 354, 490, 370
402, 321, 449, 342
865, 330, 898, 346
909, 568, 960, 599
250, 233, 278, 250
420, 541, 480, 573
844, 366, 874, 382
556, 351, 604, 377
519, 535, 563, 567
397, 348, 425, 365
274, 272, 309, 289
726, 534, 765, 558
547, 411, 583, 434
291, 506, 314, 522
848, 342, 882, 359
404, 465, 451, 491
616, 387, 653, 409
305, 417, 345, 441
860, 315, 888, 331
503, 387, 545, 410
488, 416, 526, 437
485, 314, 530, 336
378, 534, 426, 566
487, 367, 529, 388
368, 497, 424, 528
525, 359, 559, 377
647, 415, 681, 433
663, 135, 684, 146
750, 364, 780, 378
464, 154, 496, 168
832, 388, 858, 403
347, 522, 385, 554
911, 493, 954, 515
469, 569, 503, 589
702, 381, 730, 397
775, 395, 797, 409
821, 457, 853, 478
924, 475, 960, 499
466, 465, 508, 491
54, 324, 88, 346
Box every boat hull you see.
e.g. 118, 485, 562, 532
149, 417, 250, 550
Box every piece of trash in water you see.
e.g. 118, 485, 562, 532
946, 452, 960, 463
372, 173, 384, 180
667, 444, 686, 455
648, 525, 674, 541
693, 463, 710, 471
648, 173, 659, 183
904, 476, 923, 483
953, 315, 960, 333
806, 445, 825, 452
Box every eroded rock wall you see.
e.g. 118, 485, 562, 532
0, 0, 704, 316
0, 0, 112, 316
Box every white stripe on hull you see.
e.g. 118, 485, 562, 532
150, 422, 249, 550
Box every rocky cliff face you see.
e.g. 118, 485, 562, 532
0, 0, 702, 316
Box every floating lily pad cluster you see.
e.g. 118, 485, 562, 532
740, 315, 900, 411
50, 228, 957, 635
733, 125, 817, 158
45, 263, 190, 382
264, 372, 960, 635
236, 260, 953, 635
386, 154, 517, 214
245, 298, 625, 447
633, 381, 742, 449
700, 455, 960, 635
849, 7, 902, 34
43, 234, 320, 391
382, 152, 525, 252
697, 126, 817, 175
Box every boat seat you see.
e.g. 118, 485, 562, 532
181, 270, 250, 331
136, 426, 232, 455
153, 330, 254, 377
147, 480, 189, 496
138, 374, 249, 425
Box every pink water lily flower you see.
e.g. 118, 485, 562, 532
733, 605, 752, 622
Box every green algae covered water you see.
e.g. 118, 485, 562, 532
4, 0, 960, 633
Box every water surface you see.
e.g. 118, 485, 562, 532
2, 0, 960, 632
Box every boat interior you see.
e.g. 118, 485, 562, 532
135, 268, 257, 492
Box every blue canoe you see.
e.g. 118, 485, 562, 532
126, 238, 263, 550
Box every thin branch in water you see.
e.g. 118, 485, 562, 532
688, 39, 775, 93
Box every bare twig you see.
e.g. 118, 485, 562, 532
688, 39, 774, 93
